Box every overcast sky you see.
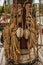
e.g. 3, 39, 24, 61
0, 0, 39, 6
33, 0, 39, 3
0, 0, 4, 6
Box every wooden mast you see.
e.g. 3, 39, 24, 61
4, 0, 7, 23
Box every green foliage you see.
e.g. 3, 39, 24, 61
0, 6, 4, 13
0, 5, 11, 14
6, 5, 11, 13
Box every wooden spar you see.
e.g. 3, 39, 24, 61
9, 0, 20, 64
4, 0, 7, 23
13, 0, 18, 26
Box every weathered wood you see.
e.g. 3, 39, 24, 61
3, 1, 41, 65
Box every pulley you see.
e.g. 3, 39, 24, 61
16, 27, 23, 39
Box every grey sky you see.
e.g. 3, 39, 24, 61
33, 0, 39, 3
0, 0, 4, 6
0, 0, 40, 6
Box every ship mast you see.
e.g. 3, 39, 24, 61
4, 0, 7, 23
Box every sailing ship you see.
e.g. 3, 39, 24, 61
2, 0, 42, 65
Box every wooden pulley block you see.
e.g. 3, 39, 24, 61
13, 7, 17, 16
18, 16, 22, 23
26, 18, 31, 23
26, 20, 30, 24
24, 29, 30, 40
26, 10, 29, 13
16, 27, 23, 39
26, 9, 30, 13
18, 4, 22, 14
18, 4, 22, 9
26, 3, 31, 8
26, 7, 30, 10
26, 13, 31, 18
18, 8, 22, 15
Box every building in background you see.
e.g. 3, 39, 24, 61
33, 0, 43, 25
7, 0, 10, 4
33, 0, 39, 4
6, 0, 13, 5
